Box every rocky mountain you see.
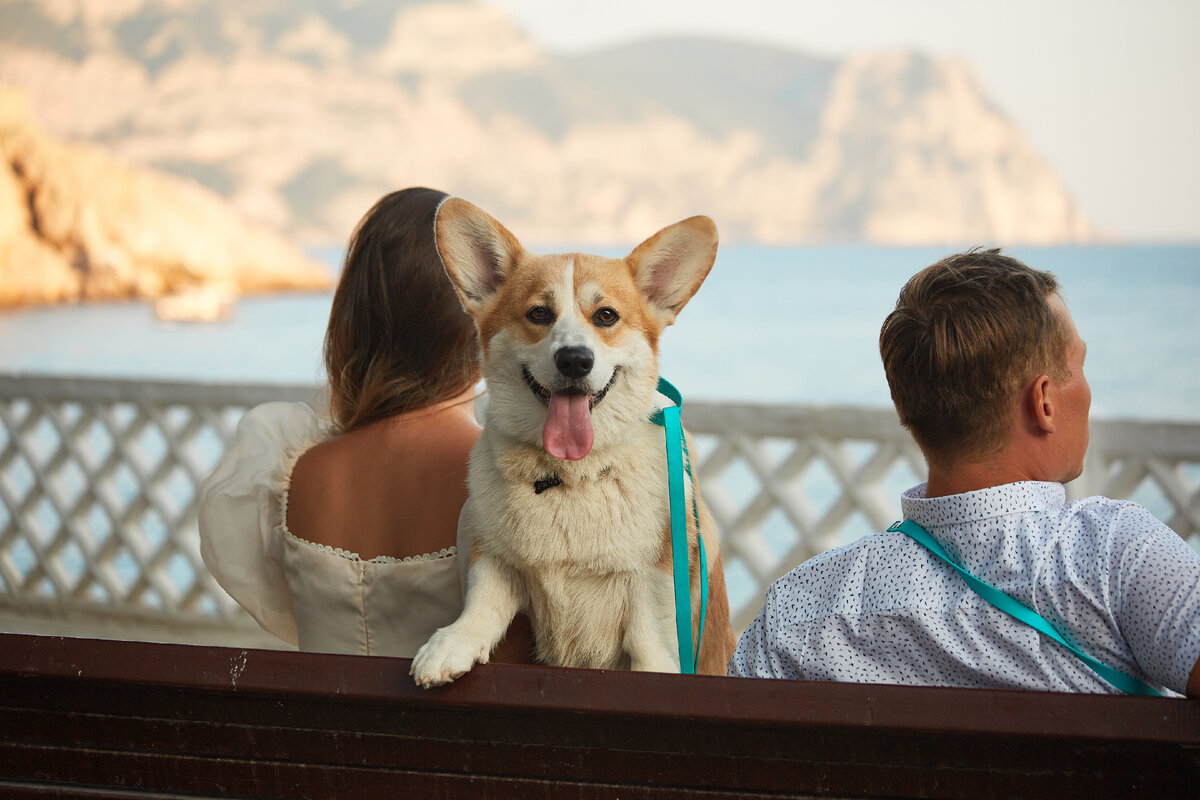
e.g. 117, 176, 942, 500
0, 88, 330, 307
0, 0, 1092, 247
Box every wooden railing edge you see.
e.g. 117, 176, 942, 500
2, 633, 1198, 799
1, 632, 1197, 737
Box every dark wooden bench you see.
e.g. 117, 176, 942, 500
1, 633, 1197, 798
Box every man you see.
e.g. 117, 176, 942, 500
729, 249, 1200, 695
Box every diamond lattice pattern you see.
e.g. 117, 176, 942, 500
0, 393, 247, 624
2, 380, 1198, 643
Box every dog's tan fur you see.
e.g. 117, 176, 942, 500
410, 198, 735, 687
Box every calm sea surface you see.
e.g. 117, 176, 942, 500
1, 244, 1198, 421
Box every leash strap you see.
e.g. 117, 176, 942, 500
650, 377, 708, 674
890, 520, 1161, 696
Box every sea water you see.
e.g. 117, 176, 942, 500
1, 245, 1198, 421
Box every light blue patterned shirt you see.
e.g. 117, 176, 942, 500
729, 481, 1200, 694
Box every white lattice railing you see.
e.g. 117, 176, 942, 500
0, 375, 319, 648
687, 403, 1200, 628
2, 375, 1198, 644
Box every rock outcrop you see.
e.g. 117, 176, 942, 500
0, 0, 1092, 248
804, 53, 1092, 245
0, 89, 330, 308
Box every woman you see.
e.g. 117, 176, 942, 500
199, 187, 530, 659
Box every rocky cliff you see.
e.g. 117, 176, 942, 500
0, 0, 1092, 247
0, 89, 330, 308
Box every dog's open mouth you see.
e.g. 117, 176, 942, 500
522, 367, 616, 410
523, 367, 617, 461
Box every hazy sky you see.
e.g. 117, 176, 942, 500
484, 0, 1200, 243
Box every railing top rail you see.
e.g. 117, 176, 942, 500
1089, 417, 1200, 458
0, 373, 318, 405
3, 373, 1197, 440
682, 401, 905, 438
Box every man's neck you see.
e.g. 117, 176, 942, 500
923, 458, 1047, 498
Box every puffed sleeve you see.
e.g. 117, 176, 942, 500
198, 401, 326, 646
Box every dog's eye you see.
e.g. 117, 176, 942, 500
592, 307, 619, 327
526, 306, 554, 325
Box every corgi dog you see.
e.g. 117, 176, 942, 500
410, 198, 735, 687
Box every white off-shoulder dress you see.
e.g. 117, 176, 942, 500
198, 402, 463, 657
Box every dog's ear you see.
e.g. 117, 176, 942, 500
627, 216, 718, 326
435, 197, 526, 316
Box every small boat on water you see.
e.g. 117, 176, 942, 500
154, 285, 235, 322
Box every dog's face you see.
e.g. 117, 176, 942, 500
435, 198, 717, 460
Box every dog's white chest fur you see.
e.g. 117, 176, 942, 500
470, 425, 674, 669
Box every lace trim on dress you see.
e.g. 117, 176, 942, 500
281, 529, 456, 564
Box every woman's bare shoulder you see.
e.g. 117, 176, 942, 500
285, 406, 480, 559
285, 435, 363, 535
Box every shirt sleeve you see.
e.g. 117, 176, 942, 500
1111, 504, 1200, 694
728, 584, 796, 679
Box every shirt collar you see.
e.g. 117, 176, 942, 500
900, 481, 1066, 529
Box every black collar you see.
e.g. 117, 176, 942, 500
533, 474, 562, 494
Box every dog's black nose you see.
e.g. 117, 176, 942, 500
555, 346, 594, 378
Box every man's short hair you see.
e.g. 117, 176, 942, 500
879, 248, 1069, 463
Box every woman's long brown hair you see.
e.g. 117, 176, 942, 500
324, 187, 479, 433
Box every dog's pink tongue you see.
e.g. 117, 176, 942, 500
543, 392, 594, 460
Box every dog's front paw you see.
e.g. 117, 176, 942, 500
631, 650, 680, 674
410, 627, 490, 689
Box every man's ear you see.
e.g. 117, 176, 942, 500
435, 197, 526, 317
1027, 374, 1056, 434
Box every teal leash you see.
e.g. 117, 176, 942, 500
650, 377, 708, 674
890, 520, 1161, 696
